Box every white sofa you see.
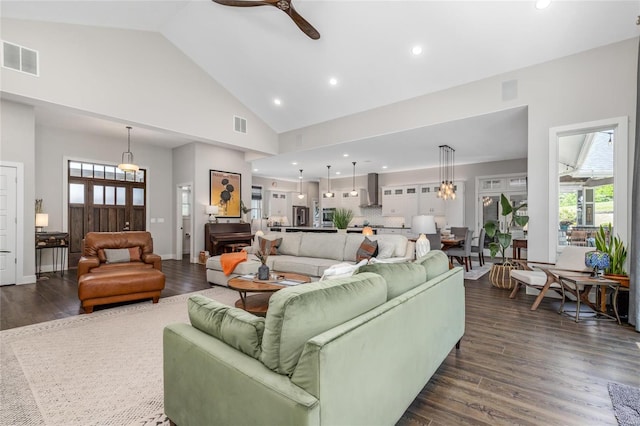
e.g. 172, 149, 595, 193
205, 232, 415, 286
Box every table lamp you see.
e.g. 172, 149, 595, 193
205, 205, 219, 223
584, 251, 610, 278
412, 215, 436, 258
362, 226, 374, 236
35, 213, 48, 233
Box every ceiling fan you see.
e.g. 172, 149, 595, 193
212, 0, 320, 40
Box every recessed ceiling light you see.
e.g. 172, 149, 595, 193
336, 172, 341, 175
535, 0, 551, 9
253, 168, 258, 172
273, 98, 282, 106
411, 45, 423, 56
343, 153, 349, 157
382, 165, 388, 169
329, 77, 338, 86
292, 161, 298, 165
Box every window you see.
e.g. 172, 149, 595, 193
251, 185, 262, 220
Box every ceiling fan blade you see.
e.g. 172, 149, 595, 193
212, 0, 273, 7
286, 5, 320, 40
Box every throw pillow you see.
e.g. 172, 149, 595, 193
376, 240, 395, 259
188, 295, 265, 360
356, 237, 378, 262
320, 259, 368, 281
258, 236, 282, 256
128, 247, 142, 261
103, 248, 131, 264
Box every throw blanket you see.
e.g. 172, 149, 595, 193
220, 251, 248, 275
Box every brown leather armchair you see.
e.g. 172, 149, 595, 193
77, 232, 165, 313
78, 231, 162, 279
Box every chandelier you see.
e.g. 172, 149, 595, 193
118, 126, 139, 173
437, 144, 456, 200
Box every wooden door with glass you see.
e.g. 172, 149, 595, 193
67, 161, 146, 267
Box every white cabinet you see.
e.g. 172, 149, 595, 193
338, 189, 364, 212
418, 185, 445, 216
321, 192, 338, 210
266, 191, 291, 220
444, 183, 465, 227
382, 185, 418, 225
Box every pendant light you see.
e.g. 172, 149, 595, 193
297, 169, 305, 199
325, 165, 334, 198
350, 161, 358, 196
437, 145, 456, 200
118, 126, 139, 173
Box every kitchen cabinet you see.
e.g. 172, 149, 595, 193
382, 185, 418, 225
418, 185, 445, 216
266, 191, 291, 222
338, 189, 365, 211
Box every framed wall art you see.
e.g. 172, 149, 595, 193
209, 169, 241, 218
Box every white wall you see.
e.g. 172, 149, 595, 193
0, 100, 35, 283
34, 124, 175, 260
0, 18, 278, 155
191, 143, 253, 261
280, 38, 638, 262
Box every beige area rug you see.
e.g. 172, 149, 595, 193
0, 286, 238, 426
463, 261, 492, 281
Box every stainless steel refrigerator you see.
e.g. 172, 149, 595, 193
292, 206, 310, 227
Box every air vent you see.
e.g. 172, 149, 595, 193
233, 116, 247, 134
2, 41, 38, 76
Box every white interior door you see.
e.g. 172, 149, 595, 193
0, 166, 17, 285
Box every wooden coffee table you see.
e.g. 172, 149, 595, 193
227, 272, 311, 316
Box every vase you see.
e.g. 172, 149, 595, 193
489, 263, 516, 289
258, 263, 269, 280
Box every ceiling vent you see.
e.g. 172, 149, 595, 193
234, 116, 247, 134
2, 41, 38, 76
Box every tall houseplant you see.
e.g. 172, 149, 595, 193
332, 208, 354, 231
484, 194, 529, 289
594, 223, 629, 287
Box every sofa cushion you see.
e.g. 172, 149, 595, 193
358, 262, 426, 300
188, 294, 265, 359
271, 256, 338, 278
344, 234, 365, 262
298, 233, 346, 261
277, 232, 302, 256
260, 272, 387, 375
356, 237, 378, 262
414, 250, 450, 281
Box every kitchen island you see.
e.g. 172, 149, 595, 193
268, 226, 378, 234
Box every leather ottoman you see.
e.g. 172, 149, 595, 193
78, 268, 166, 313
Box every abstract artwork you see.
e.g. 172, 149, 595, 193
210, 170, 241, 218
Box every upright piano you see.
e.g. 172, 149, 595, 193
204, 223, 253, 256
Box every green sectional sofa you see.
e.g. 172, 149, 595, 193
163, 250, 464, 426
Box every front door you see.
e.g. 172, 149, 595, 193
0, 166, 17, 285
67, 161, 146, 267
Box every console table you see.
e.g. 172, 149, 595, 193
35, 232, 69, 278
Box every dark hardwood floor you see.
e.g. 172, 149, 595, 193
1, 258, 638, 425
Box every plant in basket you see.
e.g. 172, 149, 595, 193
483, 194, 529, 289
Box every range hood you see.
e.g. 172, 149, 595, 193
360, 173, 382, 207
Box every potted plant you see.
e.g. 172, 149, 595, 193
240, 200, 252, 224
332, 208, 354, 233
484, 194, 529, 289
594, 223, 629, 288
255, 249, 270, 280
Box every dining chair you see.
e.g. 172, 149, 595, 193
450, 227, 469, 240
470, 228, 486, 266
446, 229, 473, 272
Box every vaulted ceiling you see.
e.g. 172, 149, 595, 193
2, 1, 639, 180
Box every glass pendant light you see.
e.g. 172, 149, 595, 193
118, 126, 139, 173
297, 169, 305, 199
350, 161, 358, 196
325, 165, 334, 198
